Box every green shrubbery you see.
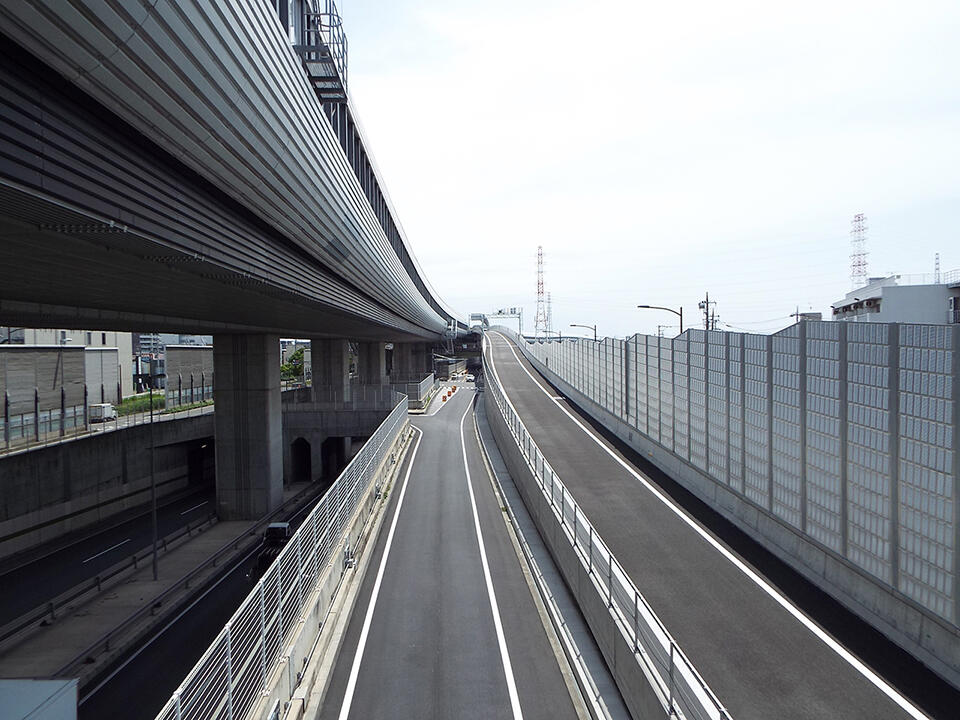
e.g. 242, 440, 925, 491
116, 392, 166, 416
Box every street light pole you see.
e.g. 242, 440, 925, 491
569, 323, 597, 341
637, 305, 683, 334
150, 363, 157, 581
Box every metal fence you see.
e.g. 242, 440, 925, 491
281, 383, 402, 410
391, 373, 435, 408
484, 335, 729, 720
1, 394, 213, 456
500, 319, 960, 629
154, 395, 409, 720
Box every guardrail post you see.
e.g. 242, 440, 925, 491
588, 527, 593, 574
633, 590, 639, 653
259, 584, 267, 693
559, 485, 565, 526
668, 643, 675, 716
607, 553, 613, 609
571, 503, 577, 549
226, 622, 234, 718
34, 387, 39, 441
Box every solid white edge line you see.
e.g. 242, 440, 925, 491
473, 396, 609, 720
487, 331, 930, 720
337, 426, 423, 720
459, 395, 525, 720
82, 538, 131, 564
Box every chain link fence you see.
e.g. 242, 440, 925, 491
485, 331, 730, 720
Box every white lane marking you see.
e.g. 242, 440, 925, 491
473, 404, 608, 720
82, 538, 131, 564
458, 396, 524, 720
338, 427, 424, 720
180, 501, 208, 516
487, 332, 930, 720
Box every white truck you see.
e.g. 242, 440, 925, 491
89, 402, 117, 423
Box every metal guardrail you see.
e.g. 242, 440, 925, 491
51, 478, 330, 680
1, 401, 213, 457
281, 384, 401, 410
484, 331, 730, 720
0, 512, 216, 652
153, 394, 409, 720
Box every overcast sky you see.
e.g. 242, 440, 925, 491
339, 0, 960, 338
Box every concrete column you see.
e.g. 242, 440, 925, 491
391, 342, 432, 379
213, 334, 283, 520
311, 338, 351, 401
357, 341, 387, 385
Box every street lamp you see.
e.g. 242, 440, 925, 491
637, 305, 683, 334
569, 323, 597, 341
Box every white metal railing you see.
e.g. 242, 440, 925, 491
484, 331, 730, 720
153, 395, 408, 720
281, 384, 401, 410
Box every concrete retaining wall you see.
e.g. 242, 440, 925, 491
484, 389, 667, 720
516, 344, 960, 689
0, 414, 214, 560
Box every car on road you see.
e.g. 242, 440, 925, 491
466, 374, 475, 382
251, 522, 292, 579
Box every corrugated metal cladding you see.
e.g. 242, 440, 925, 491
0, 0, 458, 334
522, 320, 960, 628
0, 347, 86, 412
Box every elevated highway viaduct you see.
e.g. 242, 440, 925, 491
0, 0, 465, 522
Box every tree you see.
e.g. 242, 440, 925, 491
281, 347, 305, 382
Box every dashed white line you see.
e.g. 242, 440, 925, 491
486, 331, 930, 720
82, 538, 131, 564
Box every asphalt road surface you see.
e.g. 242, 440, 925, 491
0, 488, 214, 625
485, 330, 957, 720
318, 387, 580, 720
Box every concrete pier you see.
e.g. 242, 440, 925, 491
213, 334, 283, 520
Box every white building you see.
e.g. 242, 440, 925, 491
831, 271, 960, 324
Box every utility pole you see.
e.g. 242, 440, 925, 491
698, 292, 717, 330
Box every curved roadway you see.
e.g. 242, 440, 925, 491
485, 330, 957, 720
317, 387, 581, 720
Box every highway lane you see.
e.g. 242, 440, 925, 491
485, 331, 951, 720
318, 387, 581, 720
76, 480, 326, 720
0, 487, 214, 626
77, 541, 260, 720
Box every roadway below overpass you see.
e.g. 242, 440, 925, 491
0, 487, 213, 627
314, 386, 582, 720
485, 331, 958, 720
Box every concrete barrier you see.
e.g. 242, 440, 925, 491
484, 389, 668, 720
513, 340, 960, 690
0, 414, 214, 560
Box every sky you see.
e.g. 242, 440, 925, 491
337, 0, 960, 338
